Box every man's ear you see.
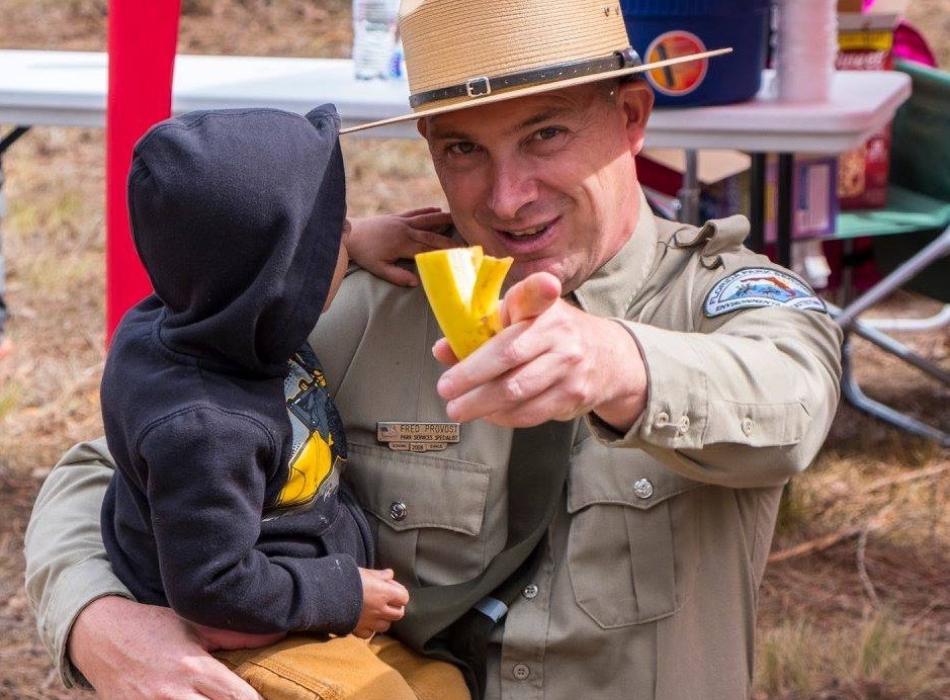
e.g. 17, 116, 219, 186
416, 117, 428, 140
617, 81, 653, 156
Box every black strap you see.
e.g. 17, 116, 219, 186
439, 540, 549, 697
392, 420, 575, 695
408, 48, 642, 108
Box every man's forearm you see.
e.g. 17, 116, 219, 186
24, 438, 130, 687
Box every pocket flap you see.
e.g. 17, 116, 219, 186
567, 442, 701, 513
347, 443, 490, 536
704, 401, 810, 447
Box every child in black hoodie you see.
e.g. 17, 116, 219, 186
99, 106, 469, 699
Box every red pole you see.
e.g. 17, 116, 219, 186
106, 0, 181, 340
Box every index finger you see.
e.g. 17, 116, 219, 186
387, 581, 410, 607
432, 338, 459, 367
436, 320, 549, 402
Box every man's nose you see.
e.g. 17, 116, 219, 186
488, 160, 538, 222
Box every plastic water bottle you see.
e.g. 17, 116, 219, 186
389, 38, 405, 80
352, 0, 400, 80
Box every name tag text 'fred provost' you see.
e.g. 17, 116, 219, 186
376, 422, 461, 444
376, 422, 461, 453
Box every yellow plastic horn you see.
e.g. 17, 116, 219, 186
415, 246, 513, 359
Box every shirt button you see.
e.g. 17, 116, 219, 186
389, 501, 408, 522
522, 584, 539, 600
741, 418, 754, 436
633, 478, 654, 500
512, 663, 530, 681
654, 411, 671, 428
678, 415, 690, 434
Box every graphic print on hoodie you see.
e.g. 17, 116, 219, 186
277, 344, 347, 513
100, 106, 372, 636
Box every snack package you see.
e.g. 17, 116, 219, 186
838, 126, 892, 208
835, 10, 899, 210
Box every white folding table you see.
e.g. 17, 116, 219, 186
0, 49, 912, 324
0, 49, 909, 145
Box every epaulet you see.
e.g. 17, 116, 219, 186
668, 215, 751, 269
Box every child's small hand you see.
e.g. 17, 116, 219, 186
354, 568, 410, 638
348, 207, 455, 287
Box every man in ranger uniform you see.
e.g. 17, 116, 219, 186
25, 2, 842, 699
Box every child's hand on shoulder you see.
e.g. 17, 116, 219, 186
348, 207, 455, 287
354, 568, 410, 638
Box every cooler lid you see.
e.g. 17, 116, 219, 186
621, 0, 771, 16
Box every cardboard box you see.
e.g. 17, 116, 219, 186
838, 0, 908, 12
765, 155, 839, 242
837, 10, 899, 71
836, 0, 863, 12
636, 149, 750, 221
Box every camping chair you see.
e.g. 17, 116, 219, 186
831, 60, 950, 446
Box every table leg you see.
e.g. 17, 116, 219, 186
677, 148, 701, 226
748, 153, 766, 252
777, 153, 794, 269
0, 127, 31, 340
775, 152, 798, 510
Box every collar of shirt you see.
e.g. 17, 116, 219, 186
572, 189, 659, 319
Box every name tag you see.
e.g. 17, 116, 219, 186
376, 422, 460, 452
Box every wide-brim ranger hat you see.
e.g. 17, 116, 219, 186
341, 0, 731, 135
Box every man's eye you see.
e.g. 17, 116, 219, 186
448, 141, 478, 156
533, 127, 564, 142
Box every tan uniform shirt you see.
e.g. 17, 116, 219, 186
25, 202, 842, 699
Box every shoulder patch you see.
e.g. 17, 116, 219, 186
704, 267, 826, 318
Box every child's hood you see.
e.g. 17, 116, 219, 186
127, 105, 345, 376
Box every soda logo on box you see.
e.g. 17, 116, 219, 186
645, 30, 708, 96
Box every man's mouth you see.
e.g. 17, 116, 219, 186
504, 223, 549, 237
494, 217, 560, 254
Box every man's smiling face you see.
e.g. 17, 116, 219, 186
420, 80, 653, 292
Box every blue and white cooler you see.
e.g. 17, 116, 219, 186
620, 0, 772, 107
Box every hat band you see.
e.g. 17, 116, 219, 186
408, 48, 642, 110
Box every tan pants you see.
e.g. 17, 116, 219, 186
216, 634, 470, 700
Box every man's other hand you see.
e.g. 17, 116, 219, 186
68, 596, 264, 700
433, 272, 648, 431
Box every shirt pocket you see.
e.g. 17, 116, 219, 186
346, 442, 493, 587
566, 441, 703, 629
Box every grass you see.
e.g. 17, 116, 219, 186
0, 380, 20, 420
757, 619, 822, 696
756, 611, 947, 699
18, 251, 100, 295
775, 482, 818, 537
